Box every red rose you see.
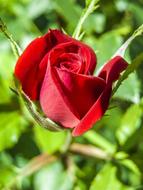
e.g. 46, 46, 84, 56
14, 29, 128, 136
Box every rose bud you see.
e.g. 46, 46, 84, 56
14, 29, 128, 136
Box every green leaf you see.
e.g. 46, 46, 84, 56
83, 13, 106, 34
93, 31, 123, 70
34, 162, 74, 190
0, 52, 16, 103
0, 152, 20, 189
114, 151, 128, 160
0, 78, 11, 104
27, 0, 54, 19
128, 3, 143, 25
34, 126, 67, 154
83, 130, 116, 154
120, 159, 141, 176
90, 164, 134, 190
116, 104, 142, 145
0, 112, 26, 151
0, 165, 17, 189
114, 72, 140, 103
54, 0, 80, 30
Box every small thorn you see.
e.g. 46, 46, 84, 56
9, 87, 19, 96
108, 106, 117, 110
104, 114, 110, 117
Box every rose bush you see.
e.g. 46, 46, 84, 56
14, 29, 128, 136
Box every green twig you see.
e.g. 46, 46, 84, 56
112, 24, 143, 95
0, 18, 21, 58
20, 90, 63, 132
61, 130, 72, 153
72, 0, 99, 40
113, 24, 143, 58
70, 143, 111, 160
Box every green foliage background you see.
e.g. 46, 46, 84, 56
0, 0, 143, 189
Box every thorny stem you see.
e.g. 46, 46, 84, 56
0, 18, 21, 58
113, 24, 143, 58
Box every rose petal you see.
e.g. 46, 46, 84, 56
14, 30, 72, 100
79, 45, 97, 75
72, 85, 112, 136
56, 69, 106, 118
98, 56, 128, 83
73, 56, 128, 136
46, 30, 97, 75
40, 65, 80, 128
44, 29, 73, 44
14, 37, 50, 100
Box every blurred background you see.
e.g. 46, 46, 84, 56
0, 0, 143, 189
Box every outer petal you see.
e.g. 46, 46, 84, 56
40, 65, 80, 128
98, 56, 128, 83
14, 37, 50, 100
73, 56, 128, 136
72, 85, 112, 136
